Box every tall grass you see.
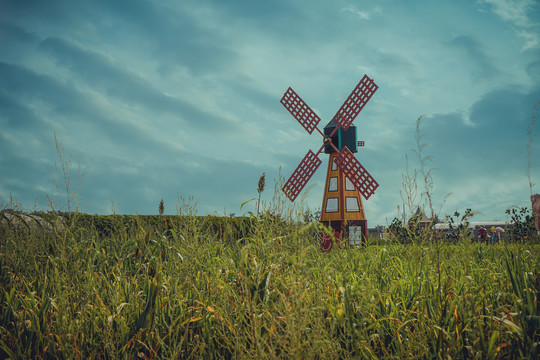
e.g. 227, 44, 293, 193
1, 207, 539, 359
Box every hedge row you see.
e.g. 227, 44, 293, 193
1, 211, 256, 243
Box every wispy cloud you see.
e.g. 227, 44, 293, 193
517, 29, 540, 51
479, 0, 536, 26
39, 37, 236, 132
342, 5, 371, 20
479, 0, 540, 50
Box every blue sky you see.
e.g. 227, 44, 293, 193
1, 0, 539, 226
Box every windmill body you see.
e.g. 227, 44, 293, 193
280, 75, 379, 248
320, 120, 368, 247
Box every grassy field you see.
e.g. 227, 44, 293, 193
1, 211, 539, 359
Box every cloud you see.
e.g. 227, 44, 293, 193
39, 37, 236, 132
526, 58, 540, 80
478, 0, 540, 51
0, 129, 57, 210
0, 62, 126, 135
517, 29, 540, 51
79, 147, 268, 215
0, 92, 45, 130
425, 85, 540, 160
342, 5, 371, 20
93, 0, 293, 77
0, 61, 203, 173
417, 84, 540, 218
0, 22, 38, 44
479, 0, 537, 26
0, 0, 78, 25
0, 59, 270, 215
447, 35, 500, 81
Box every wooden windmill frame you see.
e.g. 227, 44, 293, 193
280, 75, 379, 249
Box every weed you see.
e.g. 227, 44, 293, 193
506, 207, 537, 241
47, 132, 86, 213
444, 209, 474, 242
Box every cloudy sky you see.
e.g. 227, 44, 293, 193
1, 0, 539, 225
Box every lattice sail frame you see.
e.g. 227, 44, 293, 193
282, 150, 322, 202
281, 75, 379, 202
280, 87, 321, 135
333, 75, 378, 131
334, 146, 379, 200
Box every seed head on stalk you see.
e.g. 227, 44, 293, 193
158, 199, 164, 216
257, 172, 266, 217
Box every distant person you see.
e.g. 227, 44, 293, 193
490, 226, 496, 244
532, 194, 540, 233
478, 226, 487, 243
494, 226, 505, 243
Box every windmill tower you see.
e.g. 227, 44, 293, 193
280, 75, 379, 248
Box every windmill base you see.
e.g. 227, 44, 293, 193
319, 220, 368, 250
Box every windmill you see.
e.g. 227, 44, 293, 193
280, 75, 379, 249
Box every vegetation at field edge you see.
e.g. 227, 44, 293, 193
1, 209, 539, 359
